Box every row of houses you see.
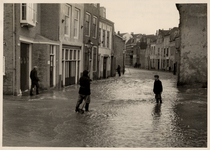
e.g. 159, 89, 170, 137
120, 27, 180, 73
119, 3, 207, 87
3, 3, 125, 95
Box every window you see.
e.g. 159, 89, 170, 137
64, 5, 71, 36
74, 9, 79, 38
99, 27, 101, 46
78, 50, 80, 59
65, 50, 69, 60
70, 50, 73, 60
20, 3, 37, 26
103, 30, 105, 47
93, 17, 97, 38
93, 47, 97, 71
74, 50, 76, 59
107, 31, 110, 48
85, 13, 90, 36
62, 49, 65, 60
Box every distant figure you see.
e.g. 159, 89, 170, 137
116, 65, 121, 77
75, 70, 92, 112
122, 65, 125, 75
173, 63, 177, 75
134, 62, 137, 68
30, 66, 40, 96
153, 75, 163, 103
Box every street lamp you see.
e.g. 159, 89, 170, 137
85, 39, 94, 71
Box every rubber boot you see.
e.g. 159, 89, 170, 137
85, 103, 89, 111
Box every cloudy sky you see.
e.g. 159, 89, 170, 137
98, 0, 180, 35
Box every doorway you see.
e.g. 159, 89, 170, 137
20, 43, 30, 92
103, 57, 107, 78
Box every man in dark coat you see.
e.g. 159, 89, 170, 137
153, 75, 163, 103
75, 70, 92, 112
116, 65, 121, 77
30, 66, 40, 96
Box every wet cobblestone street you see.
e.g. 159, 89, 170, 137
3, 68, 207, 147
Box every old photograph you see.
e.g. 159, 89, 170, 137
2, 0, 207, 148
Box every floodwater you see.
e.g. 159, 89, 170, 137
3, 68, 207, 147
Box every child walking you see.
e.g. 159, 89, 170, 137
153, 75, 163, 103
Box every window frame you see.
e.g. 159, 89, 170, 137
93, 16, 97, 38
64, 4, 71, 37
74, 8, 80, 39
20, 3, 37, 27
85, 12, 91, 37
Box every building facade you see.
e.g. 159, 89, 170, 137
114, 33, 125, 74
83, 3, 100, 80
3, 3, 60, 95
176, 4, 207, 86
98, 7, 114, 79
3, 3, 85, 95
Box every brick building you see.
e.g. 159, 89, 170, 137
3, 3, 60, 95
98, 7, 114, 79
3, 3, 84, 95
83, 3, 100, 80
176, 4, 207, 86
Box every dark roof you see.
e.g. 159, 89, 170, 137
159, 29, 170, 36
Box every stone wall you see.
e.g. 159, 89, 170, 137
176, 4, 207, 85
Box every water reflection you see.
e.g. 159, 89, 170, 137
152, 103, 162, 118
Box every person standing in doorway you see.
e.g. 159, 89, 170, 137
30, 66, 40, 96
153, 75, 163, 103
75, 70, 92, 112
116, 65, 121, 77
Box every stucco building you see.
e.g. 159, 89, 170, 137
176, 4, 207, 86
98, 7, 114, 79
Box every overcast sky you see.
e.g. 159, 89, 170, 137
98, 0, 180, 35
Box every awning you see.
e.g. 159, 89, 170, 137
19, 34, 60, 45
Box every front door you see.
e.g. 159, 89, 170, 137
20, 43, 29, 92
103, 57, 107, 78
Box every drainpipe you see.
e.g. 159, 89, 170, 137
12, 4, 16, 95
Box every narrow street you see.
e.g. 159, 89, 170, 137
3, 68, 207, 147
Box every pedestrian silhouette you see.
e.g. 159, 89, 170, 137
153, 75, 163, 103
30, 66, 40, 96
116, 65, 121, 77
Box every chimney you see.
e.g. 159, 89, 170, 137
118, 31, 120, 35
131, 32, 134, 35
100, 7, 106, 18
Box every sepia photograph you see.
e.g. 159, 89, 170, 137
1, 0, 208, 148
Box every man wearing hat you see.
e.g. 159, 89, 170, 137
30, 66, 40, 96
75, 70, 92, 112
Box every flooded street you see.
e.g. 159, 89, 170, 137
3, 68, 207, 147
